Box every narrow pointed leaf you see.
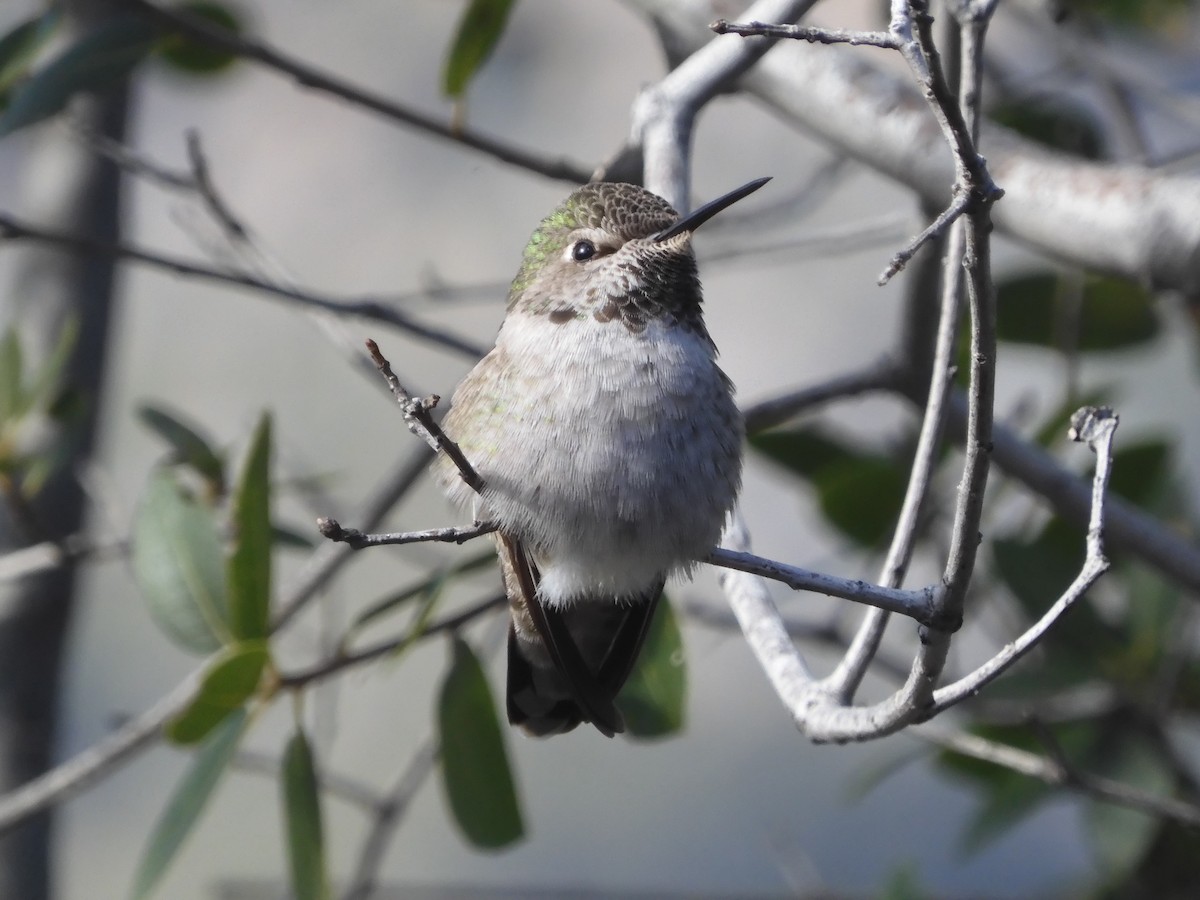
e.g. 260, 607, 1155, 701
1085, 731, 1173, 880
130, 709, 247, 900
132, 470, 229, 653
228, 413, 271, 640
0, 15, 158, 137
994, 273, 1158, 353
992, 98, 1105, 159
137, 404, 225, 490
441, 0, 517, 98
618, 597, 686, 739
438, 638, 523, 849
0, 327, 21, 424
27, 316, 78, 418
282, 729, 330, 900
165, 642, 268, 745
0, 11, 61, 95
157, 2, 242, 75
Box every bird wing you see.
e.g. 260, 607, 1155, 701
498, 532, 625, 737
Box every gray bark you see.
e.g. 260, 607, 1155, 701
0, 3, 128, 893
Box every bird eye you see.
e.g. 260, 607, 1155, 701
572, 240, 597, 261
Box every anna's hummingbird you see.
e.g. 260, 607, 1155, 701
436, 177, 768, 737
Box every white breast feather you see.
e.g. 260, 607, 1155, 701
440, 311, 742, 605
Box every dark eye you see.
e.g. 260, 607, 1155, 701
572, 240, 597, 261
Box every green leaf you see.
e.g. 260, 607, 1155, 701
441, 0, 517, 98
0, 15, 158, 137
816, 457, 908, 548
227, 413, 272, 641
165, 642, 268, 745
1084, 731, 1174, 881
132, 470, 229, 653
27, 316, 78, 418
1107, 440, 1170, 510
938, 723, 1094, 854
992, 518, 1120, 665
156, 2, 242, 75
993, 521, 1083, 620
879, 862, 927, 900
0, 327, 21, 424
992, 98, 1105, 159
438, 638, 524, 849
282, 729, 330, 900
994, 273, 1159, 353
618, 597, 687, 739
751, 425, 908, 548
0, 11, 60, 96
1062, 0, 1191, 29
748, 427, 848, 473
130, 709, 247, 900
137, 404, 225, 492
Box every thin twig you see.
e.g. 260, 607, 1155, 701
877, 188, 973, 284
184, 129, 250, 242
0, 670, 203, 836
711, 19, 900, 49
741, 361, 900, 434
275, 444, 433, 630
916, 722, 1200, 828
827, 206, 968, 703
364, 340, 484, 493
342, 738, 438, 900
317, 518, 497, 549
119, 0, 591, 184
280, 594, 506, 689
0, 534, 126, 584
706, 548, 940, 625
0, 212, 485, 359
637, 0, 817, 209
929, 407, 1117, 712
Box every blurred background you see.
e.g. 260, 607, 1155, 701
2, 1, 1199, 897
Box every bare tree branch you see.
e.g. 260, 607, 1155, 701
916, 722, 1200, 828
706, 547, 940, 624
317, 518, 496, 549
629, 0, 1200, 292
0, 212, 486, 359
930, 406, 1116, 712
118, 0, 593, 185
634, 0, 818, 210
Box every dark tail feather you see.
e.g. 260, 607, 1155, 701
506, 589, 662, 738
497, 532, 664, 737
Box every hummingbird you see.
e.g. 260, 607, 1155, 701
436, 177, 768, 737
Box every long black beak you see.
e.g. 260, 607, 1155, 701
652, 176, 771, 242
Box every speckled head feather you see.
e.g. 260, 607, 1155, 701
506, 182, 705, 333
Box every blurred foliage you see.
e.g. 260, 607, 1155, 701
1062, 0, 1194, 29
3, 0, 1198, 896
131, 710, 249, 900
751, 237, 1200, 892
0, 2, 240, 138
156, 1, 243, 74
750, 425, 911, 549
282, 728, 332, 900
0, 321, 79, 500
617, 596, 688, 738
438, 638, 525, 849
442, 0, 518, 100
993, 98, 1107, 159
